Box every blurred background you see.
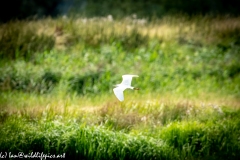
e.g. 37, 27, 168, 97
0, 0, 240, 98
1, 0, 240, 22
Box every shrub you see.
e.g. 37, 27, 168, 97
0, 70, 61, 93
0, 22, 55, 60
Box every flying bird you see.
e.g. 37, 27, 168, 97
113, 75, 139, 101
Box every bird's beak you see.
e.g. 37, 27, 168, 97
134, 87, 140, 90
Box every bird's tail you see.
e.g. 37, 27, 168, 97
134, 87, 140, 90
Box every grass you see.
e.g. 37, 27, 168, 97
0, 15, 240, 159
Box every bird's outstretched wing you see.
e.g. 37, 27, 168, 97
113, 86, 125, 101
121, 75, 138, 86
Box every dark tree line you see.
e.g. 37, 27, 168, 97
0, 0, 61, 22
0, 0, 240, 22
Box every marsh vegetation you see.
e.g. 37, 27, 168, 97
0, 15, 240, 159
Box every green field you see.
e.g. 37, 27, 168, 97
0, 15, 240, 159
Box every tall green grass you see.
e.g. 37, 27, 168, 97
0, 118, 178, 159
0, 101, 239, 159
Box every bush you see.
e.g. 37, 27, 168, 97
0, 70, 61, 93
0, 22, 55, 60
68, 72, 102, 95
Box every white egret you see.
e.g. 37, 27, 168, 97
113, 75, 139, 101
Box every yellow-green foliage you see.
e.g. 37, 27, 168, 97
0, 15, 240, 159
